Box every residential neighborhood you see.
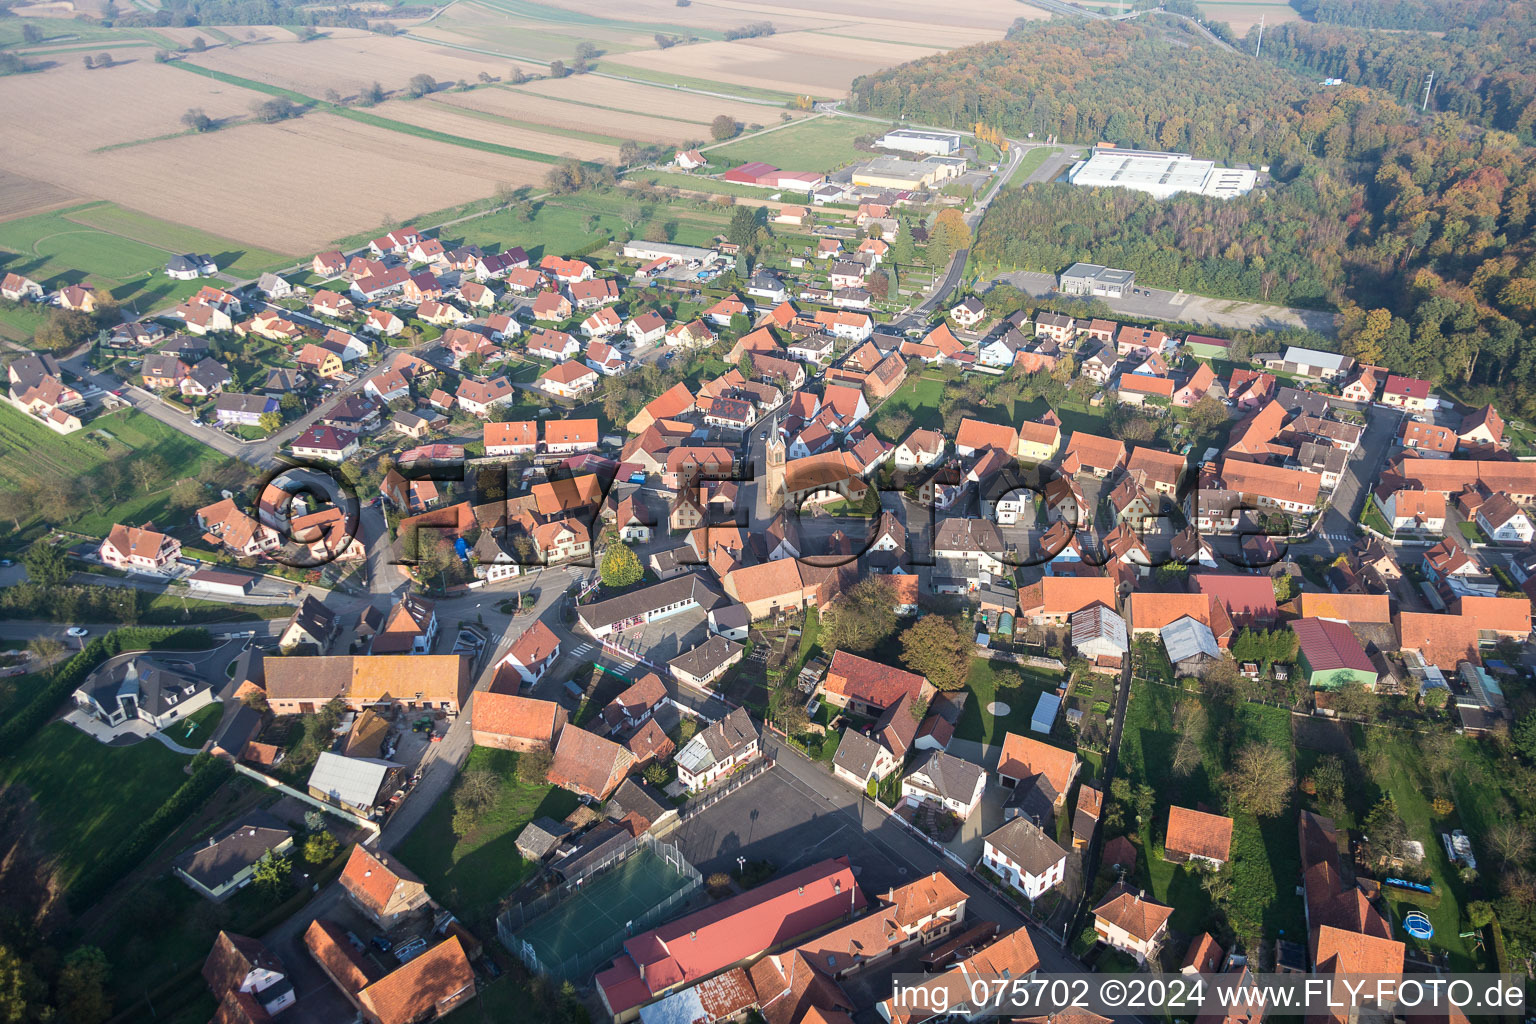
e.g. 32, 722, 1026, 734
1, 71, 1533, 1024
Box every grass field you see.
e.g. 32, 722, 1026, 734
0, 403, 231, 543
1007, 145, 1061, 185
0, 721, 190, 888
707, 116, 889, 173
394, 746, 580, 922
1116, 677, 1305, 949
955, 657, 1067, 745
869, 373, 946, 439
0, 201, 286, 329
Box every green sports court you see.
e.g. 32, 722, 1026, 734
509, 841, 700, 979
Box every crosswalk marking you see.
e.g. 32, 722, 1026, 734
570, 642, 595, 658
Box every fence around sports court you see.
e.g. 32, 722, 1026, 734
497, 832, 703, 983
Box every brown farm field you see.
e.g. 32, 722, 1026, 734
1194, 1, 1302, 32
182, 29, 543, 101
517, 74, 799, 128
605, 35, 944, 96
531, 0, 1029, 36
373, 96, 619, 161
437, 86, 719, 146
0, 169, 83, 223
0, 0, 1024, 256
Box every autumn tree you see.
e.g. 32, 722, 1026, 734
820, 576, 898, 654
407, 73, 436, 98
600, 542, 644, 588
899, 615, 971, 691
711, 114, 739, 141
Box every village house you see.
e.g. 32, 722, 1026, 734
538, 360, 600, 399
901, 750, 987, 820
1093, 885, 1174, 962
981, 816, 1069, 900
100, 524, 181, 573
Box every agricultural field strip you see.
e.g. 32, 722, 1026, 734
423, 97, 634, 146
169, 62, 578, 165
437, 85, 711, 147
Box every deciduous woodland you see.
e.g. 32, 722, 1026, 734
855, 17, 1536, 417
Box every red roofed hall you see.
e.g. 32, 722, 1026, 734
596, 856, 866, 1018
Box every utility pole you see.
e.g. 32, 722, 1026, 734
1421, 71, 1435, 111
1254, 13, 1264, 57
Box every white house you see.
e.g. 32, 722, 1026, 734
72, 656, 215, 731
981, 817, 1068, 901
497, 621, 562, 686
626, 312, 667, 347
893, 429, 946, 472
675, 707, 759, 792
949, 297, 987, 330
1477, 494, 1535, 544
901, 750, 986, 820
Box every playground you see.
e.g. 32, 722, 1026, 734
506, 840, 701, 980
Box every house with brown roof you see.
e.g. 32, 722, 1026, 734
954, 417, 1017, 458
471, 692, 567, 752
356, 937, 476, 1024
100, 523, 180, 573
1165, 805, 1234, 866
202, 931, 296, 1021
794, 872, 967, 979
821, 650, 932, 717
1093, 884, 1173, 962
997, 733, 1077, 807
1061, 432, 1126, 479
339, 845, 431, 930
1221, 458, 1322, 514
495, 620, 563, 687
369, 595, 438, 655
263, 654, 473, 715
548, 726, 635, 801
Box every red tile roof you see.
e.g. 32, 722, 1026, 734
358, 937, 475, 1024
1165, 806, 1234, 862
823, 651, 927, 710
472, 692, 564, 744
997, 733, 1076, 794
600, 857, 866, 1013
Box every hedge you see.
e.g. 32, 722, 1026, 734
0, 627, 211, 755
70, 753, 234, 910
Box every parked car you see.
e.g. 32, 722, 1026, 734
66, 627, 89, 638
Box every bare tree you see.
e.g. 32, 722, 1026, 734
1226, 742, 1293, 818
1488, 821, 1533, 866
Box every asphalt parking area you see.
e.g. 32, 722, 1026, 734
667, 765, 912, 897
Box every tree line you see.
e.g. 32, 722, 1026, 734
1250, 4, 1536, 142
860, 18, 1536, 420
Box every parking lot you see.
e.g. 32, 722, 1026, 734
667, 765, 912, 897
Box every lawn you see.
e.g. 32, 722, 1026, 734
1116, 677, 1305, 949
953, 657, 1067, 746
0, 202, 288, 321
869, 373, 946, 440
164, 699, 223, 748
394, 746, 579, 923
0, 721, 190, 889
707, 116, 890, 173
1346, 729, 1493, 971
0, 403, 230, 545
1007, 146, 1061, 186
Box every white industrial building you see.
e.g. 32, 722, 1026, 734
877, 128, 963, 156
620, 241, 719, 264
1068, 147, 1258, 200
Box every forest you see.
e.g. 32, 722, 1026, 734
1252, 3, 1536, 140
1288, 0, 1508, 31
855, 18, 1536, 418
